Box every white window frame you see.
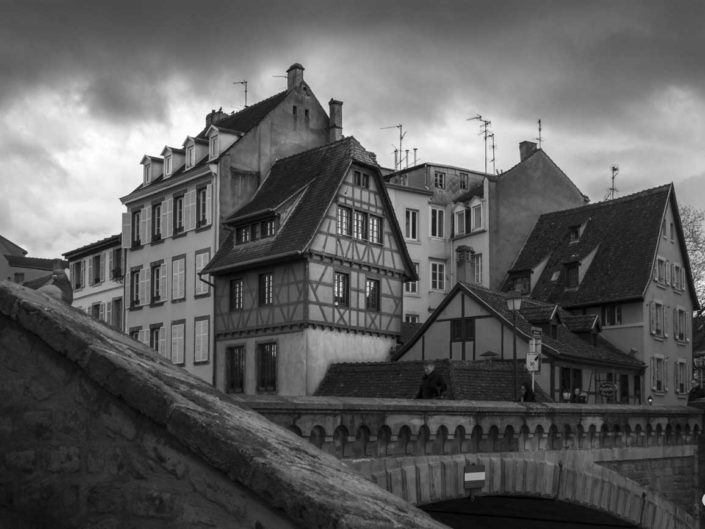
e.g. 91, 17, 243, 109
471, 203, 483, 231
434, 171, 446, 189
459, 172, 468, 190
209, 134, 218, 160
652, 354, 666, 392
454, 209, 466, 236
675, 359, 687, 395
194, 317, 210, 363
404, 314, 420, 324
470, 253, 482, 284
404, 262, 419, 294
430, 207, 444, 238
170, 321, 185, 364
164, 154, 172, 176
430, 260, 446, 291
195, 249, 210, 296
405, 208, 419, 241
185, 145, 195, 169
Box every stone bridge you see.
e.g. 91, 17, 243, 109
237, 396, 704, 529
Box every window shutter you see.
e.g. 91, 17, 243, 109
673, 307, 677, 337
163, 198, 173, 238
125, 270, 131, 306
205, 184, 213, 225
650, 357, 655, 389
139, 207, 146, 243
140, 329, 149, 345
121, 212, 131, 248
108, 250, 114, 281
664, 307, 669, 337
184, 190, 196, 231
664, 360, 669, 392
106, 301, 112, 327
145, 205, 152, 242
160, 262, 168, 302
653, 262, 658, 282
98, 302, 105, 322
649, 302, 655, 334
681, 268, 686, 291
87, 257, 93, 286
139, 268, 148, 307
159, 328, 167, 357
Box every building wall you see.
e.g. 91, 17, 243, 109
1, 260, 52, 284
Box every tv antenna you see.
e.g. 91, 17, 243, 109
272, 74, 287, 89
381, 124, 406, 170
233, 81, 248, 108
605, 165, 619, 200
468, 114, 492, 174
536, 119, 543, 149
488, 133, 497, 174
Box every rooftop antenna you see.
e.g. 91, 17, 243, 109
413, 148, 418, 166
382, 124, 406, 170
605, 165, 619, 200
536, 119, 543, 149
468, 114, 492, 174
488, 133, 497, 174
272, 74, 287, 89
233, 81, 248, 108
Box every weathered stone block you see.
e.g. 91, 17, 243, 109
19, 410, 53, 441
47, 446, 81, 473
128, 489, 177, 519
88, 485, 124, 513
103, 403, 137, 441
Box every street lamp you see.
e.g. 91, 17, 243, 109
506, 292, 523, 401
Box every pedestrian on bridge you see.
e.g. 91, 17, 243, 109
416, 361, 447, 399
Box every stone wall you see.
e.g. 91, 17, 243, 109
0, 281, 448, 529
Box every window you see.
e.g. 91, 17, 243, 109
405, 262, 419, 294
560, 368, 583, 395
143, 163, 151, 186
451, 318, 475, 342
404, 314, 420, 324
652, 356, 665, 392
675, 359, 687, 395
365, 278, 380, 311
459, 172, 468, 190
186, 145, 195, 168
130, 268, 141, 307
455, 210, 466, 236
226, 345, 245, 394
470, 253, 482, 284
235, 225, 251, 244
149, 325, 165, 356
337, 205, 352, 236
405, 209, 419, 240
509, 274, 530, 295
656, 257, 666, 284
353, 211, 368, 240
334, 272, 349, 307
257, 342, 277, 393
434, 171, 446, 189
195, 250, 210, 296
471, 204, 483, 231
111, 248, 122, 280
173, 195, 185, 234
650, 301, 665, 337
131, 209, 141, 247
568, 225, 580, 242
209, 134, 218, 159
91, 254, 102, 285
150, 262, 164, 303
601, 304, 623, 326
71, 261, 83, 289
149, 203, 161, 241
171, 256, 185, 300
353, 170, 369, 188
369, 215, 382, 244
261, 219, 275, 238
230, 278, 244, 311
194, 317, 209, 363
670, 222, 675, 242
196, 186, 208, 227
129, 327, 141, 342
565, 263, 579, 288
164, 154, 172, 176
111, 298, 122, 330
430, 261, 445, 291
170, 321, 185, 365
90, 302, 102, 320
259, 272, 273, 306
430, 207, 444, 238
674, 307, 688, 341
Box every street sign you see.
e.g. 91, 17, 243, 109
526, 351, 540, 372
598, 381, 617, 398
464, 464, 486, 490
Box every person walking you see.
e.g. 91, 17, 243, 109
416, 361, 447, 399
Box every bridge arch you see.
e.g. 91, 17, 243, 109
350, 452, 695, 529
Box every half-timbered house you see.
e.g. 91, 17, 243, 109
204, 136, 417, 395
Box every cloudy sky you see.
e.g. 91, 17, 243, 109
2, 0, 704, 258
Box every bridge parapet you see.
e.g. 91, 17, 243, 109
233, 396, 703, 458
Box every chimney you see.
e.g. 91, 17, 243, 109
287, 63, 305, 90
328, 99, 343, 143
519, 140, 537, 162
205, 107, 228, 128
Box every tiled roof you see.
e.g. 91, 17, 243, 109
195, 91, 288, 139
394, 282, 643, 370
5, 255, 66, 271
205, 137, 415, 276
507, 184, 676, 306
562, 313, 599, 333
0, 234, 26, 256
63, 234, 121, 260
519, 304, 556, 324
315, 359, 551, 402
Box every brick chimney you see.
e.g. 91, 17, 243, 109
287, 63, 305, 90
328, 99, 343, 143
519, 141, 538, 162
206, 107, 229, 128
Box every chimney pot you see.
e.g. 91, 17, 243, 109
287, 63, 305, 90
519, 141, 538, 162
328, 99, 343, 143
205, 107, 228, 128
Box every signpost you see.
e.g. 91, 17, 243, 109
527, 327, 542, 391
464, 463, 486, 494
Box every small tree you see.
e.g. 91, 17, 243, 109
679, 204, 705, 311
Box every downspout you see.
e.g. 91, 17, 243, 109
208, 161, 219, 388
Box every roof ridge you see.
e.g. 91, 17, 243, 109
271, 136, 359, 165
213, 90, 287, 128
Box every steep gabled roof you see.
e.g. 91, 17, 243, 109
195, 91, 288, 139
205, 137, 416, 278
394, 282, 644, 370
0, 234, 27, 256
315, 359, 551, 401
506, 184, 695, 307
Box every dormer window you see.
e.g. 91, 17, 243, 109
569, 225, 580, 243
508, 273, 530, 294
209, 134, 218, 160
164, 154, 172, 176
186, 145, 195, 169
565, 263, 579, 288
143, 163, 151, 186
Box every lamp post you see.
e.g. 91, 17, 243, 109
506, 292, 522, 401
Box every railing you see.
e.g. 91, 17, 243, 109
232, 395, 704, 459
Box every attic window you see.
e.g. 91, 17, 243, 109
565, 263, 579, 288
434, 171, 446, 189
235, 226, 251, 245
164, 155, 172, 176
509, 275, 530, 295
550, 270, 560, 282
186, 145, 195, 169
568, 225, 580, 242
460, 172, 468, 190
209, 134, 218, 160
143, 163, 151, 186
353, 171, 369, 188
